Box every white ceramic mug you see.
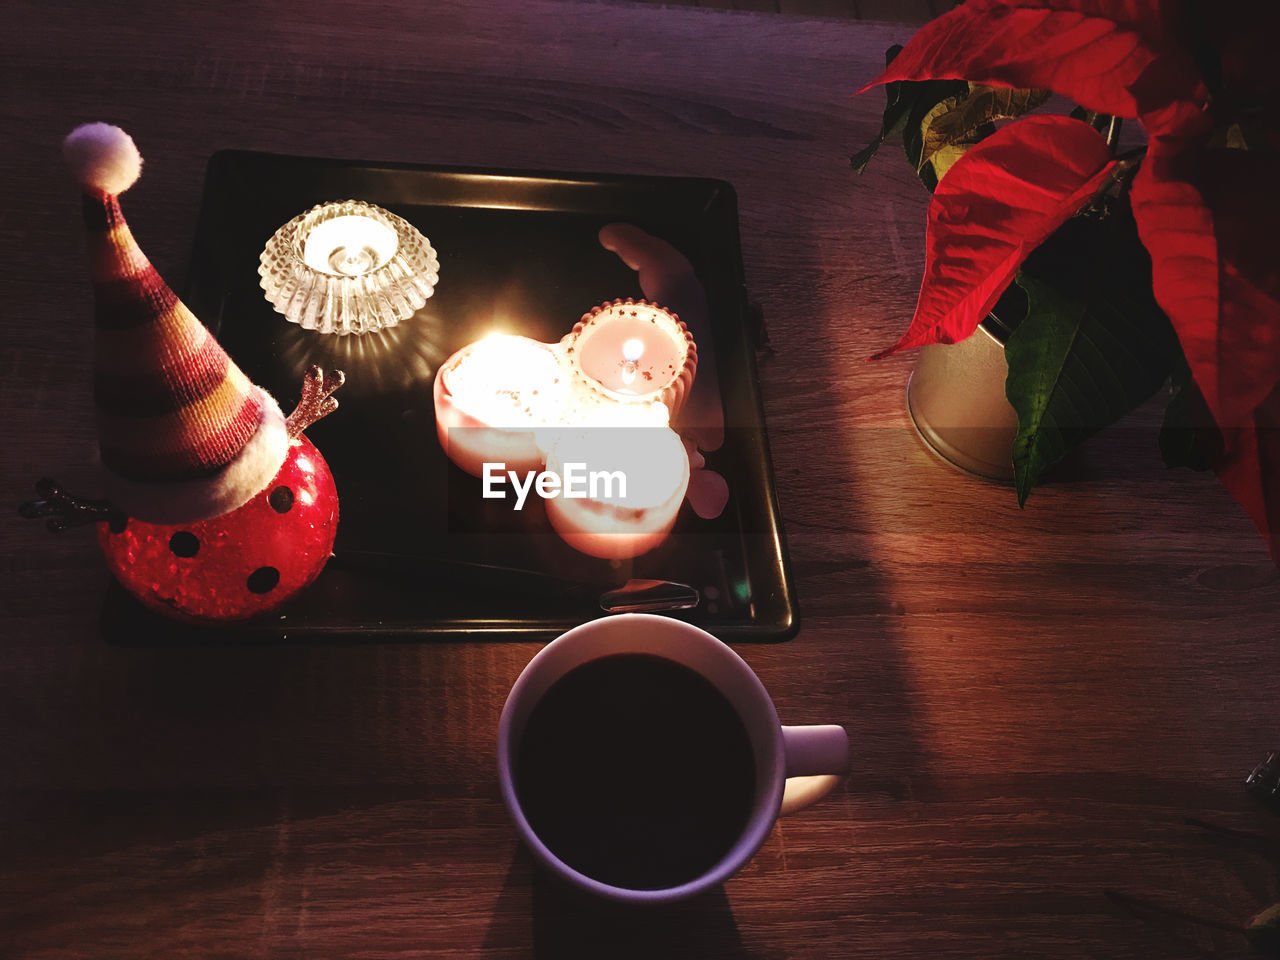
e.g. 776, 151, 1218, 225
497, 613, 849, 903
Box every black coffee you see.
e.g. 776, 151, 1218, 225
515, 653, 757, 890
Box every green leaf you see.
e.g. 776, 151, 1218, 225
850, 139, 886, 175
1248, 902, 1280, 956
851, 46, 908, 173
922, 139, 973, 185
902, 77, 971, 187
918, 85, 1052, 175
1005, 206, 1181, 505
850, 45, 968, 181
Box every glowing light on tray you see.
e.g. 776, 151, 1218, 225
433, 299, 697, 559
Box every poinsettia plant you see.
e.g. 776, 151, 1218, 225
854, 0, 1280, 562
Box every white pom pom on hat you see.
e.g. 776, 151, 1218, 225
63, 122, 142, 195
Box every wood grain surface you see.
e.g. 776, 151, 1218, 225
2, 2, 1277, 957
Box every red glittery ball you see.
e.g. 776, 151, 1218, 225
97, 437, 339, 622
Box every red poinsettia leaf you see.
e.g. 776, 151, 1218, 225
1214, 386, 1280, 563
870, 115, 1114, 360
857, 0, 1203, 120
1199, 155, 1280, 566
1132, 143, 1280, 432
1134, 139, 1280, 561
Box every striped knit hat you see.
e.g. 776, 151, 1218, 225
64, 123, 288, 524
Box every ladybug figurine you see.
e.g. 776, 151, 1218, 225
20, 123, 346, 623
24, 367, 343, 622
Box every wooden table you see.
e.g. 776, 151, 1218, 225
2, 2, 1277, 957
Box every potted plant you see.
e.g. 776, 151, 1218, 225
853, 0, 1279, 562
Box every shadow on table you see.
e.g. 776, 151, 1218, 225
484, 847, 780, 960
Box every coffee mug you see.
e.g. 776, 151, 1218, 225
497, 613, 849, 903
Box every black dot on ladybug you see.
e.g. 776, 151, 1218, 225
169, 531, 200, 557
108, 514, 128, 534
247, 566, 280, 594
269, 486, 295, 514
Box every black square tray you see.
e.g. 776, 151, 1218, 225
102, 151, 797, 644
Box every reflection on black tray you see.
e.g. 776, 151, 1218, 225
101, 153, 796, 644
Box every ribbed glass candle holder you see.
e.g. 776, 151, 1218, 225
259, 200, 439, 336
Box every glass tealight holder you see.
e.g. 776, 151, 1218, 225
259, 200, 440, 336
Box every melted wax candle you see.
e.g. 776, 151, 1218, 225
433, 334, 571, 477
569, 301, 691, 399
543, 424, 690, 560
432, 299, 697, 559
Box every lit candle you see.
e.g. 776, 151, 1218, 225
432, 299, 699, 558
620, 337, 645, 387
260, 200, 439, 336
433, 334, 570, 477
302, 214, 398, 276
562, 299, 696, 415
543, 424, 690, 560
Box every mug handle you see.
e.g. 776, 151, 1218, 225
779, 725, 849, 816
